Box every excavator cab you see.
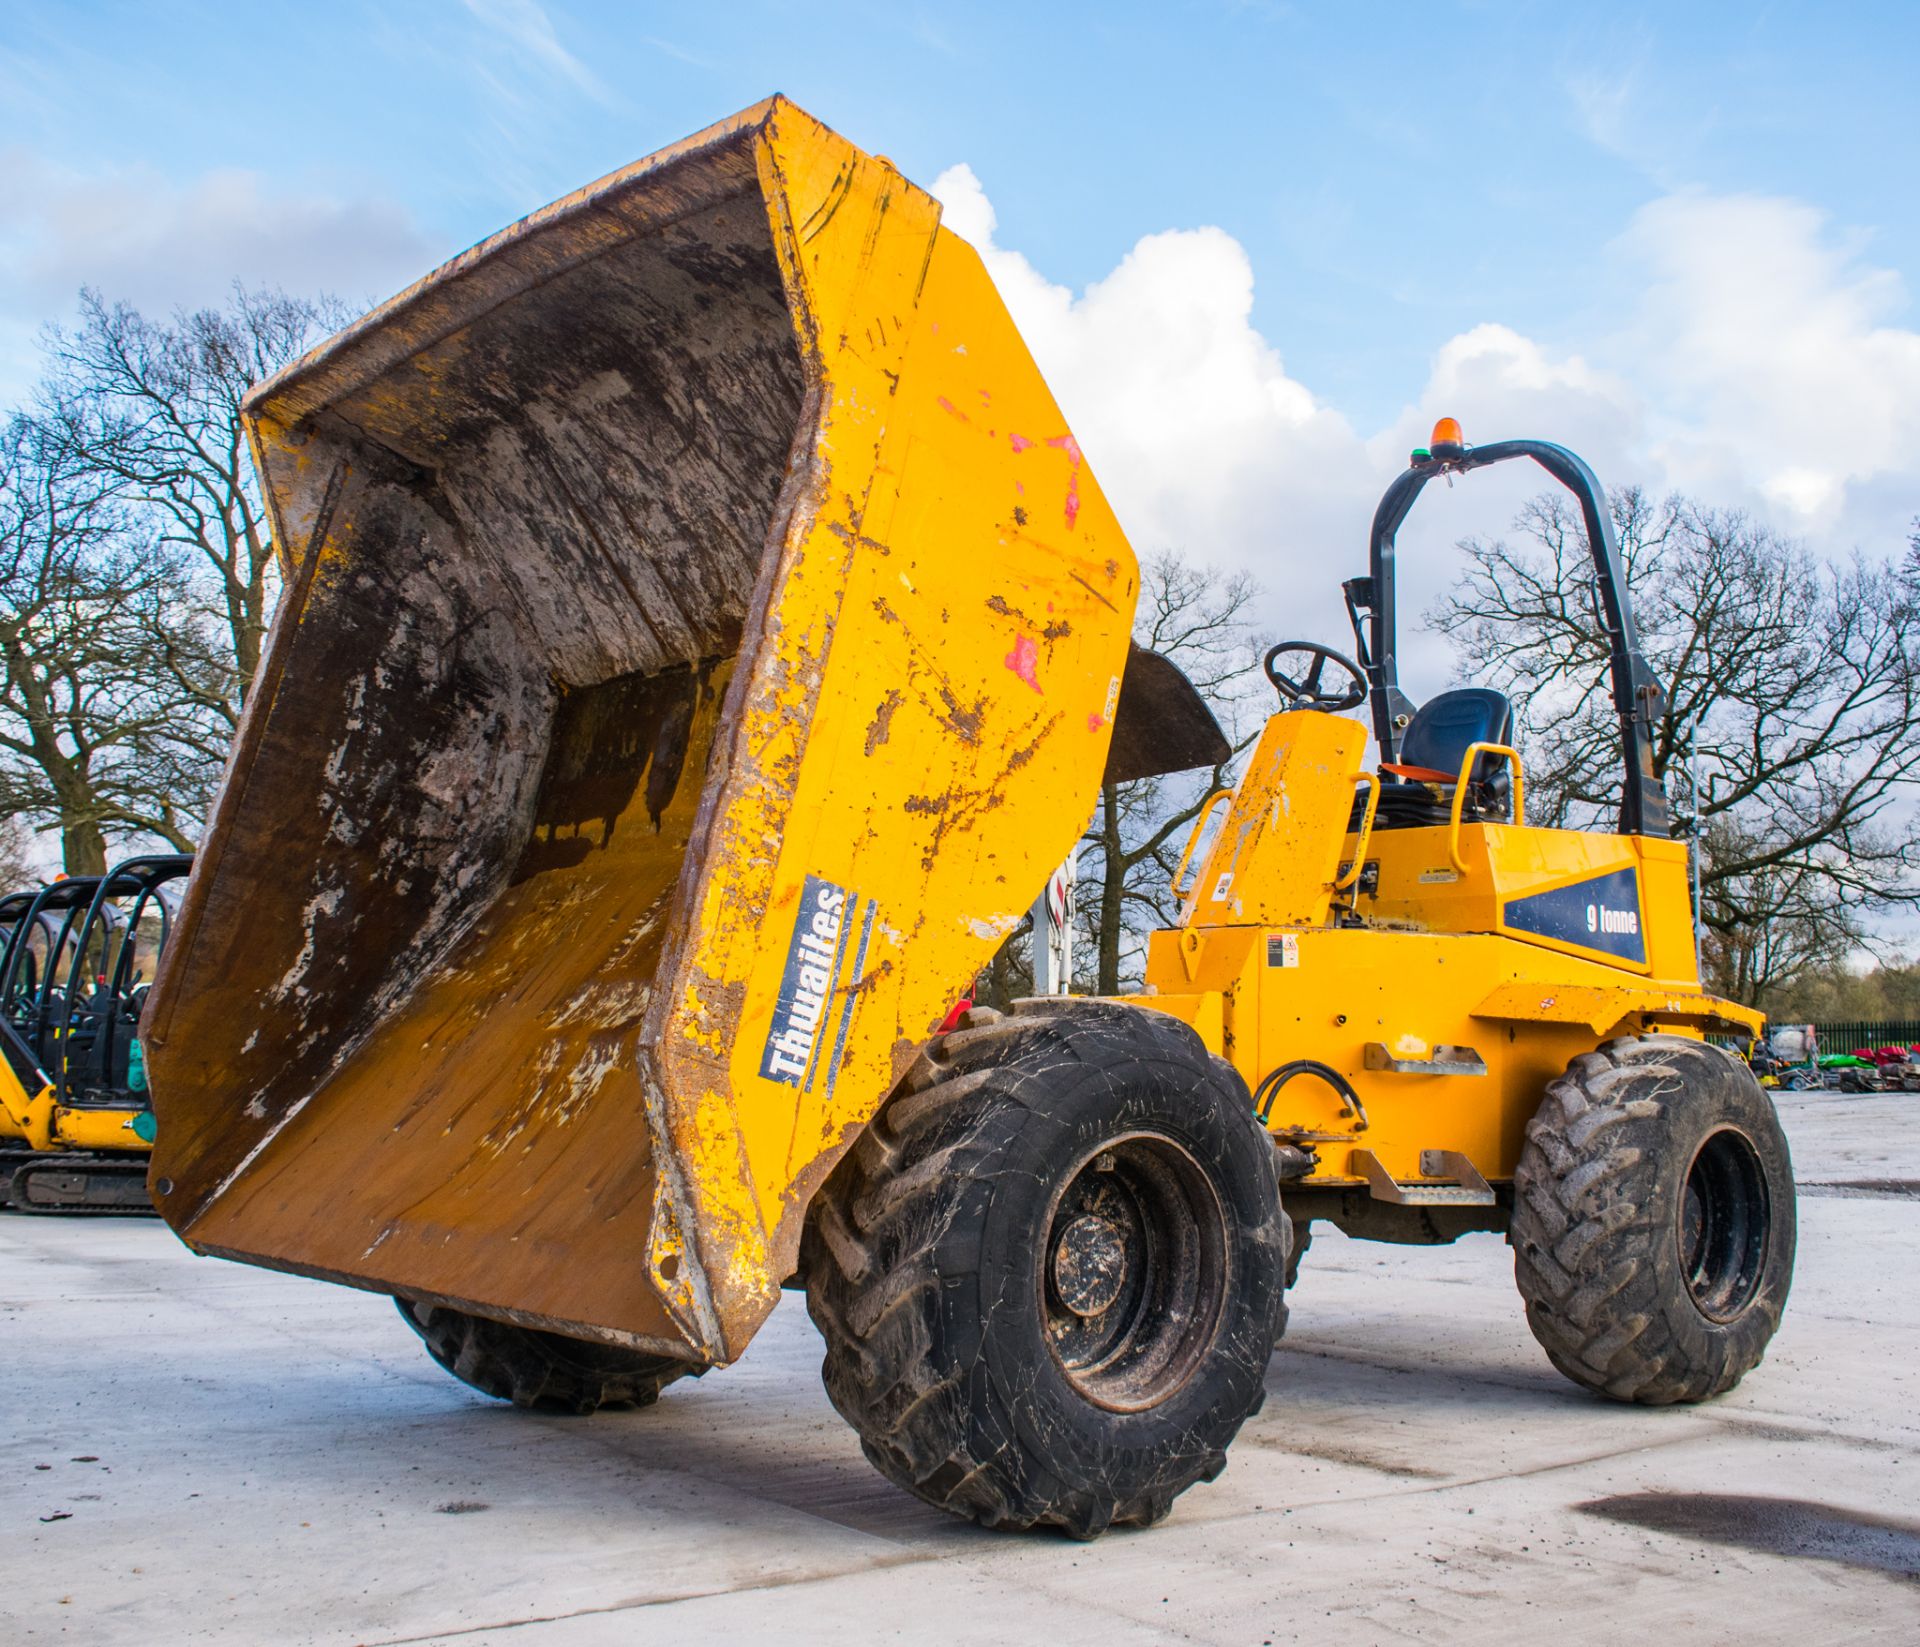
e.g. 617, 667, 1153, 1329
53, 857, 188, 1111
1140, 418, 1795, 1410
0, 879, 88, 1206
0, 889, 31, 960
1, 878, 101, 1073
0, 856, 190, 1212
0, 889, 54, 1184
0, 890, 44, 1031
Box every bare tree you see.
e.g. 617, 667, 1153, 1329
972, 911, 1036, 1012
1431, 490, 1920, 1006
34, 284, 345, 715
1077, 551, 1271, 994
0, 284, 346, 869
0, 814, 39, 891
0, 418, 212, 871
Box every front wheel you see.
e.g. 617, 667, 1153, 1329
802, 1000, 1288, 1537
1512, 1035, 1795, 1404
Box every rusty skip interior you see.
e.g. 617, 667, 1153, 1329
145, 134, 808, 1348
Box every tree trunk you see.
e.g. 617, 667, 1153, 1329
36, 740, 109, 874
60, 813, 107, 876
975, 921, 1032, 1011
1096, 782, 1125, 996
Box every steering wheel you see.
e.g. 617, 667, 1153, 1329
1262, 642, 1368, 712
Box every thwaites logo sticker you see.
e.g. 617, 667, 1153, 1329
1503, 866, 1646, 964
760, 874, 876, 1092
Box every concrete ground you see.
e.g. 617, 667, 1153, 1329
3, 1090, 1916, 1646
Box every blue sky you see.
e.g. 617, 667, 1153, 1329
6, 3, 1917, 423
3, 2, 1918, 620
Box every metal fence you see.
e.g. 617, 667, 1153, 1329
1809, 1020, 1920, 1056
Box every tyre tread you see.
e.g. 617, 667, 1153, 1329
397, 1300, 704, 1415
803, 1000, 1286, 1535
1512, 1034, 1793, 1405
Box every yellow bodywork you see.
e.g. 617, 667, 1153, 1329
146, 98, 1140, 1364
0, 1087, 145, 1153
0, 1058, 38, 1144
1135, 709, 1760, 1193
0, 1036, 144, 1156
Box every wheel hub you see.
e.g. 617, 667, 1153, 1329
1039, 1132, 1230, 1413
1051, 1215, 1129, 1317
1680, 1126, 1770, 1322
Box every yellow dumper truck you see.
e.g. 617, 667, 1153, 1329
146, 98, 1792, 1536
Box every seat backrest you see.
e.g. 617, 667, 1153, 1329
1399, 688, 1514, 778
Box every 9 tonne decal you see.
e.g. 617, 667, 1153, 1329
1503, 866, 1646, 964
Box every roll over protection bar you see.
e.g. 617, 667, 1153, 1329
1342, 437, 1670, 838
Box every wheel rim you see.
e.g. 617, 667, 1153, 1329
1039, 1131, 1229, 1413
1678, 1126, 1770, 1322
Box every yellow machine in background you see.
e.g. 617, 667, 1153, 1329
0, 891, 39, 1151
1136, 420, 1792, 1404
1, 881, 84, 1204
0, 888, 57, 1201
0, 859, 191, 1212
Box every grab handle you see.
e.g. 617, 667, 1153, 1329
1447, 743, 1524, 875
1172, 789, 1235, 899
1335, 772, 1381, 892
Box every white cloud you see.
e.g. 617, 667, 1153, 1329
932, 164, 1920, 677
0, 149, 444, 405
1370, 324, 1646, 510
1612, 191, 1920, 542
933, 163, 1375, 644
458, 0, 611, 104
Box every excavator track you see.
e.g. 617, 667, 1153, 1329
0, 1146, 32, 1210
6, 1153, 156, 1215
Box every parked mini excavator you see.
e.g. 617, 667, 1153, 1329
1, 875, 98, 1206
0, 856, 191, 1211
143, 98, 1791, 1538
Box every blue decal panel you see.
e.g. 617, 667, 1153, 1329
1503, 866, 1646, 964
760, 874, 876, 1098
761, 874, 854, 1087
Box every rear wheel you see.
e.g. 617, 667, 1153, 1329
802, 1000, 1287, 1537
396, 1299, 705, 1415
1513, 1035, 1795, 1404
